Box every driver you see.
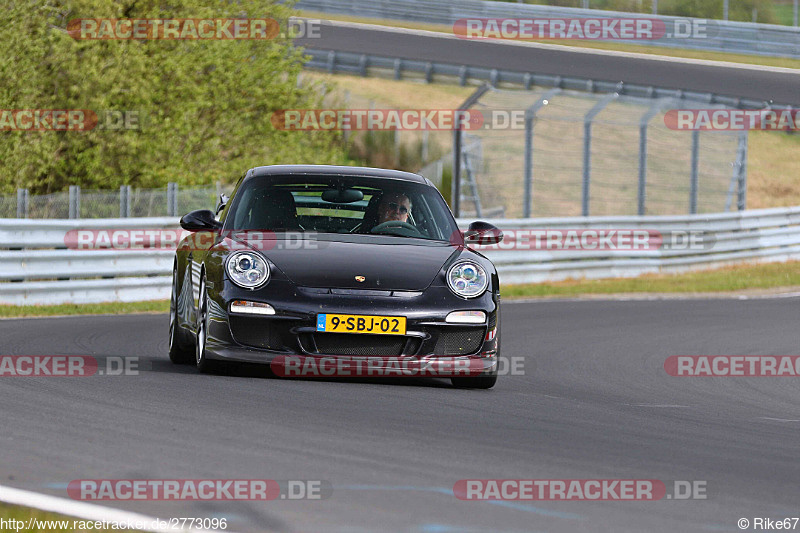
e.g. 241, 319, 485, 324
376, 192, 412, 224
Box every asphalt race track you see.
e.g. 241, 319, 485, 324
296, 21, 800, 105
2, 297, 799, 532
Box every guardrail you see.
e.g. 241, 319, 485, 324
2, 207, 800, 304
296, 0, 800, 59
0, 218, 177, 305
472, 207, 800, 284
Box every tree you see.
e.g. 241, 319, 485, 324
0, 0, 348, 194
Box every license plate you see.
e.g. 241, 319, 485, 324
316, 314, 406, 335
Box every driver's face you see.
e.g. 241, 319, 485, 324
377, 193, 411, 223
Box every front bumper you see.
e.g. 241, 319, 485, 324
203, 279, 499, 373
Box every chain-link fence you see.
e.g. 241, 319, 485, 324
449, 86, 747, 218
2, 184, 232, 219
3, 85, 749, 220
318, 84, 453, 174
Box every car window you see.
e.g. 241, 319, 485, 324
223, 175, 458, 242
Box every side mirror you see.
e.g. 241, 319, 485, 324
180, 209, 221, 232
215, 193, 229, 215
464, 221, 503, 245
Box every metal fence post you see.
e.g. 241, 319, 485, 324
737, 131, 748, 210
582, 93, 616, 216
523, 88, 560, 218
637, 100, 666, 216
452, 84, 491, 216
690, 130, 700, 214
326, 50, 336, 73
452, 122, 462, 216
638, 124, 648, 216
69, 185, 80, 219
523, 111, 534, 219
16, 189, 28, 218
167, 182, 178, 216
166, 183, 173, 217
120, 185, 131, 218
582, 122, 591, 216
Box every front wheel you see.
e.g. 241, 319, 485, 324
195, 274, 218, 374
168, 265, 194, 364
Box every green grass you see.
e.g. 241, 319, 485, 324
0, 300, 168, 318
774, 3, 798, 26
503, 261, 800, 298
298, 10, 800, 70
0, 502, 130, 532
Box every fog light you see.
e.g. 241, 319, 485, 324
230, 300, 275, 315
445, 311, 486, 324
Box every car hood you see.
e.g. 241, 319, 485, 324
228, 235, 460, 291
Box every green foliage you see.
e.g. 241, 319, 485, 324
0, 0, 350, 194
657, 0, 777, 23
346, 131, 446, 173
440, 164, 453, 207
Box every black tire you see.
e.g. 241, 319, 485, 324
168, 265, 194, 364
451, 373, 497, 389
195, 273, 218, 374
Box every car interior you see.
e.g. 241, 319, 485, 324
228, 179, 453, 241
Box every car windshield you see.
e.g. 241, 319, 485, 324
223, 175, 459, 242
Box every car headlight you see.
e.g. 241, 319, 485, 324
447, 261, 488, 298
226, 251, 270, 289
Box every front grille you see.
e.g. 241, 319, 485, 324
312, 333, 406, 356
433, 327, 485, 355
230, 317, 292, 351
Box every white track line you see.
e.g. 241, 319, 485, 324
0, 484, 229, 533
0, 312, 165, 321
308, 18, 800, 75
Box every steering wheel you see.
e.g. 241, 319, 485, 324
370, 220, 422, 235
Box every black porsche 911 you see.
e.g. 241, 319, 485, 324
168, 165, 503, 388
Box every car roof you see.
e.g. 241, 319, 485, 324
247, 165, 431, 185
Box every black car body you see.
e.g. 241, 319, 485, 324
169, 165, 502, 388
